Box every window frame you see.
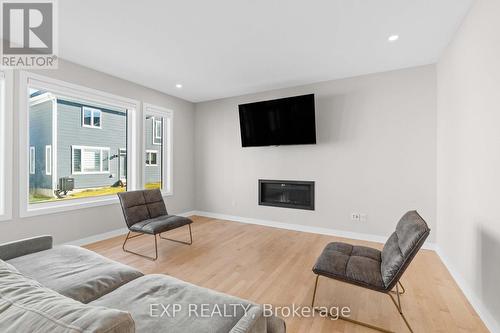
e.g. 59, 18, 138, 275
145, 150, 159, 166
152, 116, 162, 145
81, 106, 102, 129
29, 147, 36, 174
0, 71, 13, 221
71, 145, 111, 175
143, 103, 173, 196
19, 71, 140, 217
45, 145, 52, 175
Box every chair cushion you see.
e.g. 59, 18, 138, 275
129, 215, 192, 235
90, 274, 279, 333
118, 190, 169, 227
0, 259, 134, 333
380, 210, 430, 288
143, 190, 168, 218
7, 245, 143, 303
312, 242, 385, 290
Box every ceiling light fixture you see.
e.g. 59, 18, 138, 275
388, 35, 399, 42
175, 83, 183, 88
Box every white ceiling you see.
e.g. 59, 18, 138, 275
59, 0, 473, 102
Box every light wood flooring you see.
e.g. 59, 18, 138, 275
84, 216, 488, 333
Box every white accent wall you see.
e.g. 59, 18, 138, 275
437, 0, 500, 330
195, 65, 437, 242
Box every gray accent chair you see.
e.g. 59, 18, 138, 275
311, 210, 430, 333
118, 189, 193, 261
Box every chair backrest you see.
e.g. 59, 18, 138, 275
117, 190, 168, 228
380, 210, 430, 290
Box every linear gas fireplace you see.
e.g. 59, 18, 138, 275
258, 180, 315, 210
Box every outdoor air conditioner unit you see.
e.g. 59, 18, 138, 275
55, 177, 75, 198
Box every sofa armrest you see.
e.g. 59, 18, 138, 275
0, 235, 53, 261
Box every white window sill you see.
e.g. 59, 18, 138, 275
21, 191, 173, 218
21, 195, 120, 218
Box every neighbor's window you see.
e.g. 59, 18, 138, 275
72, 146, 110, 174
144, 105, 172, 194
29, 147, 35, 174
82, 106, 102, 128
146, 150, 158, 166
28, 84, 128, 205
45, 145, 52, 175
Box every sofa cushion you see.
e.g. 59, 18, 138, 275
312, 242, 384, 290
90, 274, 277, 333
0, 259, 134, 333
129, 215, 192, 235
7, 245, 143, 303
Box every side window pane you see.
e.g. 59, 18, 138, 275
144, 110, 170, 192
73, 148, 82, 173
93, 110, 101, 127
83, 108, 92, 126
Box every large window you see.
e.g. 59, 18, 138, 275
143, 104, 173, 194
0, 71, 11, 221
20, 72, 139, 216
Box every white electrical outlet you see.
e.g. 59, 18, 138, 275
351, 213, 367, 222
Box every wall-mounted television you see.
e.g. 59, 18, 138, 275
238, 94, 316, 147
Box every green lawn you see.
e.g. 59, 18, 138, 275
30, 186, 126, 204
145, 182, 162, 190
30, 184, 163, 204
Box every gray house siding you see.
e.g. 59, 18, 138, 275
56, 100, 127, 189
144, 116, 162, 185
29, 100, 53, 194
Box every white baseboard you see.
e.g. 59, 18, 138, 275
65, 210, 197, 246
436, 246, 499, 333
191, 210, 436, 250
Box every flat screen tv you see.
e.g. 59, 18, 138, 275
238, 94, 316, 147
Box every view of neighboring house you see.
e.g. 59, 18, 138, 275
29, 92, 130, 201
144, 115, 163, 189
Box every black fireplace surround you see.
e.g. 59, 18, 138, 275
258, 180, 315, 210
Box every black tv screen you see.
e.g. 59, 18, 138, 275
238, 94, 316, 147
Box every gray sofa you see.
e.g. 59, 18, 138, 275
0, 236, 286, 333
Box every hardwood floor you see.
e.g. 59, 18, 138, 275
84, 216, 488, 333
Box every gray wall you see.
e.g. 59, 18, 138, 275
0, 59, 195, 245
29, 100, 53, 191
56, 100, 127, 189
194, 65, 437, 241
437, 0, 500, 330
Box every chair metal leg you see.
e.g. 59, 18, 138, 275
391, 280, 406, 295
122, 231, 158, 261
311, 275, 414, 333
388, 283, 414, 333
159, 224, 193, 245
311, 274, 319, 307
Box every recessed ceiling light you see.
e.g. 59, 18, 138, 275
388, 35, 399, 42
175, 83, 183, 88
